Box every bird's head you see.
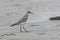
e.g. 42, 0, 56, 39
27, 11, 33, 15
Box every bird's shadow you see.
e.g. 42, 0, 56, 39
1, 33, 16, 37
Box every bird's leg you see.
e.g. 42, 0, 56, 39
23, 25, 28, 32
20, 26, 22, 32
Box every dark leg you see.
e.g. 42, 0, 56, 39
20, 26, 22, 32
23, 26, 28, 32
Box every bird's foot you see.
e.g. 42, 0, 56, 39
25, 31, 29, 32
25, 30, 32, 33
20, 30, 23, 32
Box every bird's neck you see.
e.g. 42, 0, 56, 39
23, 13, 30, 18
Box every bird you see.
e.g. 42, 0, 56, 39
10, 10, 33, 32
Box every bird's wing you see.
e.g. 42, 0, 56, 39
10, 20, 23, 27
10, 17, 27, 27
